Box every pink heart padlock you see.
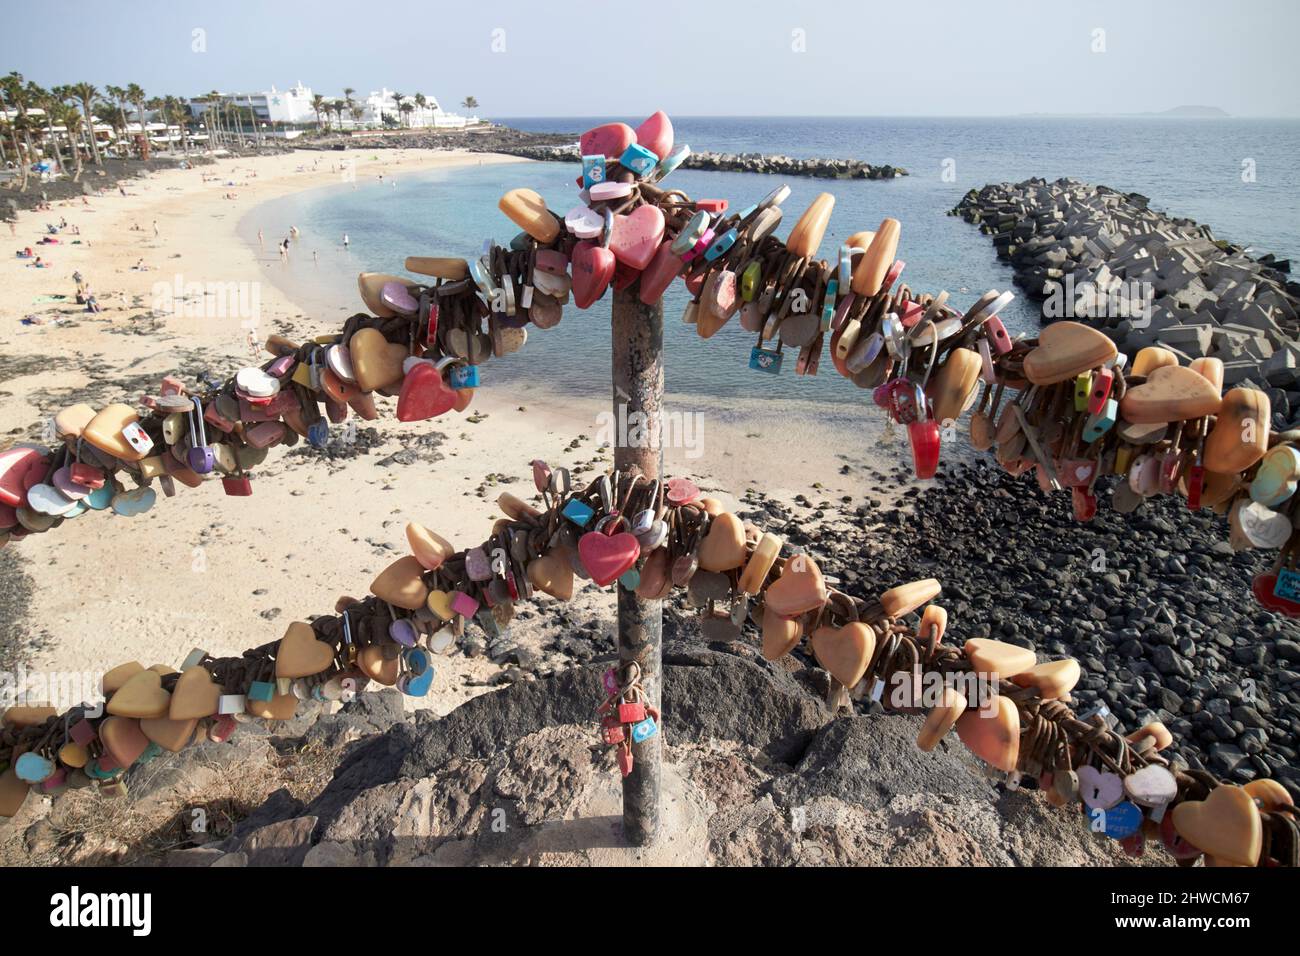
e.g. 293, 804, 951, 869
639, 239, 683, 305
579, 122, 635, 160
608, 205, 665, 272
571, 240, 616, 309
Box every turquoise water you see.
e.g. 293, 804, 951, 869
244, 117, 1300, 407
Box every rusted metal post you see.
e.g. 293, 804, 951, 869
611, 285, 664, 846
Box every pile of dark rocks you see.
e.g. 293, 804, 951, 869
951, 178, 1300, 416
739, 459, 1300, 799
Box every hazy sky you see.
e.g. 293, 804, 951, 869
2, 0, 1297, 117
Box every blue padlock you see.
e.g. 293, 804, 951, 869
703, 228, 737, 262
749, 345, 783, 374
631, 717, 658, 743
308, 420, 330, 448
1082, 398, 1117, 442
582, 154, 607, 188
450, 364, 480, 389
820, 277, 838, 330
562, 498, 595, 527
399, 648, 435, 696
248, 680, 276, 702
652, 143, 690, 181
1089, 800, 1143, 839
1276, 568, 1300, 601
619, 143, 658, 179
15, 751, 56, 784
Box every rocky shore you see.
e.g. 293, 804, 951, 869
505, 143, 907, 180
303, 125, 907, 179
952, 178, 1300, 421
5, 460, 1295, 866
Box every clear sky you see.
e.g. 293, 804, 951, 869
2, 0, 1297, 117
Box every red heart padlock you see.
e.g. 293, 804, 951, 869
1072, 486, 1098, 521
637, 240, 681, 304
578, 529, 640, 588
572, 240, 616, 309
1252, 573, 1291, 614
1186, 463, 1205, 510
908, 418, 940, 479
396, 362, 457, 422
612, 258, 641, 292
221, 476, 253, 497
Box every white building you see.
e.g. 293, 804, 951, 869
354, 88, 479, 129
187, 82, 319, 126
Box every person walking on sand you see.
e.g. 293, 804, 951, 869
153, 220, 159, 238
343, 233, 350, 250
258, 228, 264, 249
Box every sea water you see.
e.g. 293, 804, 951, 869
242, 116, 1300, 409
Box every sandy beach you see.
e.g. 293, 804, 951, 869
0, 147, 907, 718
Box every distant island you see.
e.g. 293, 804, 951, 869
1020, 105, 1231, 119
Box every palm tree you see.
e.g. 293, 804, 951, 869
399, 101, 414, 127
311, 93, 326, 131
2, 72, 39, 187
31, 83, 66, 175
413, 92, 427, 127
461, 96, 479, 111
349, 104, 364, 127
163, 95, 190, 152
390, 91, 406, 127
342, 87, 355, 126
69, 82, 103, 165
125, 83, 146, 155
58, 102, 85, 180
105, 85, 130, 147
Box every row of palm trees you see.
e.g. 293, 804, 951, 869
0, 71, 201, 188
1, 71, 485, 191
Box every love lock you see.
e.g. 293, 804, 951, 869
185, 397, 214, 474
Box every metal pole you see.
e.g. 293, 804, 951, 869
611, 284, 664, 847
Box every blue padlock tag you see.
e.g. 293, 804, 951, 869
15, 752, 56, 783
1089, 800, 1143, 839
654, 144, 690, 181
1275, 569, 1300, 601
308, 421, 330, 448
450, 364, 480, 389
582, 154, 607, 188
749, 346, 782, 374
248, 680, 276, 702
562, 498, 595, 527
619, 143, 659, 179
619, 568, 641, 590
631, 717, 658, 743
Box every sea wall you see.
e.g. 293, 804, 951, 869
503, 143, 906, 180
952, 178, 1300, 424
